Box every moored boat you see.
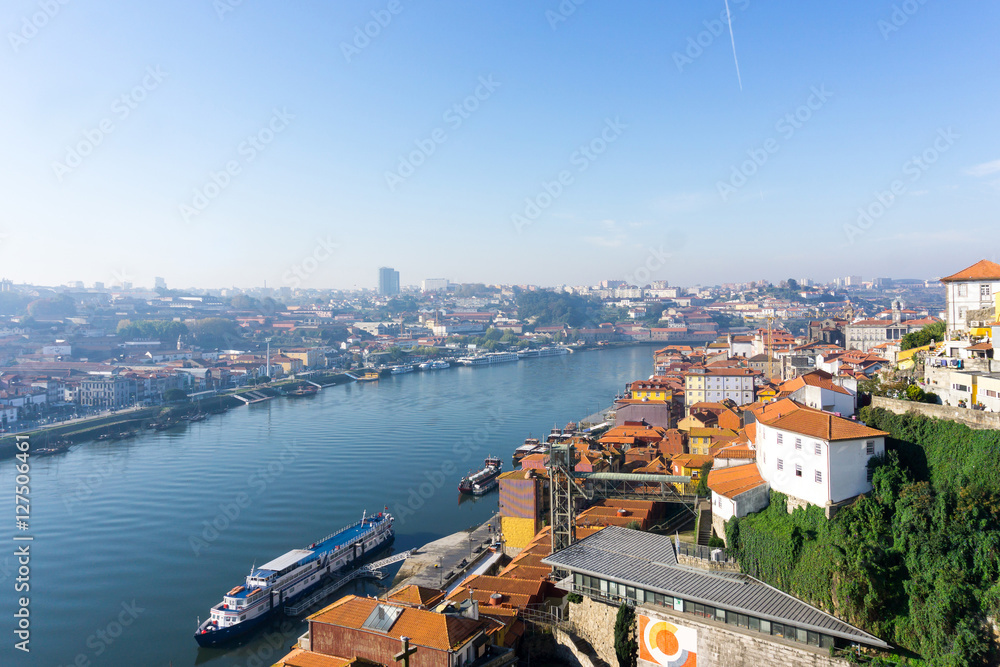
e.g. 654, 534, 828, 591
458, 456, 503, 495
194, 510, 394, 647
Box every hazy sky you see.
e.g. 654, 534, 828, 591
2, 1, 998, 290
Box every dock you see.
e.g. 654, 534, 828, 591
391, 513, 501, 592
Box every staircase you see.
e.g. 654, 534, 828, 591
695, 501, 713, 547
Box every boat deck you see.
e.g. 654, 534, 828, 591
241, 517, 388, 592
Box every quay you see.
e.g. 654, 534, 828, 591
390, 513, 502, 592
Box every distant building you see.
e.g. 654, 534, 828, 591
421, 278, 450, 292
154, 277, 166, 289
93, 281, 105, 290
378, 267, 400, 296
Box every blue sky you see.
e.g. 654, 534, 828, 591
2, 0, 998, 290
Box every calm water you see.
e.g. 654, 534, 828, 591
0, 346, 652, 666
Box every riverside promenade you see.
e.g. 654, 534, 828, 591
391, 513, 502, 591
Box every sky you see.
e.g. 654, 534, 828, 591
1, 1, 998, 291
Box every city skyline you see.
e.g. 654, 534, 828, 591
3, 2, 998, 290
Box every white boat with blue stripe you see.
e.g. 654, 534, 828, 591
194, 509, 394, 647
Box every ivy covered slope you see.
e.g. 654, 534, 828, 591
725, 407, 1000, 666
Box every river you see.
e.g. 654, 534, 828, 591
0, 345, 653, 666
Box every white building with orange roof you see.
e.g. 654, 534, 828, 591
940, 259, 1000, 337
753, 401, 887, 513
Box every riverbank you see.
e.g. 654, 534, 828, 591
0, 372, 357, 460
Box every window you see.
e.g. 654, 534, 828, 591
777, 458, 783, 471
866, 468, 874, 483
814, 442, 821, 456
776, 433, 783, 445
866, 440, 875, 455
795, 464, 802, 477
958, 284, 968, 297
795, 437, 802, 450
815, 470, 822, 483
981, 284, 991, 298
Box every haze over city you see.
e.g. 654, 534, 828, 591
3, 1, 998, 290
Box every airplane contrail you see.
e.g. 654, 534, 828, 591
724, 0, 743, 90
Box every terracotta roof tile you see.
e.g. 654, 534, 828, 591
940, 259, 1000, 282
707, 464, 766, 499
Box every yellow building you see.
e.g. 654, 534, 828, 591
687, 427, 737, 455
280, 347, 323, 369
630, 378, 673, 401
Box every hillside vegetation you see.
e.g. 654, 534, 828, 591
726, 407, 1000, 666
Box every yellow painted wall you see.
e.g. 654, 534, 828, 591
501, 517, 538, 549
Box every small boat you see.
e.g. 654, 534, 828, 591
459, 456, 503, 495
287, 385, 319, 397
512, 438, 547, 466
389, 365, 414, 374
355, 371, 380, 382
418, 360, 450, 370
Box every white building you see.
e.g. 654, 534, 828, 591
753, 402, 886, 511
683, 367, 758, 414
940, 259, 1000, 337
421, 278, 450, 292
778, 370, 856, 416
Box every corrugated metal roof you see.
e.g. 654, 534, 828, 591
542, 526, 888, 648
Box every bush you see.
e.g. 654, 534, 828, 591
567, 593, 583, 604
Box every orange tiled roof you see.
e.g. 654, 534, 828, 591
308, 596, 482, 651
387, 584, 445, 608
940, 259, 1000, 282
275, 649, 380, 667
707, 464, 766, 499
458, 575, 546, 599
759, 405, 888, 441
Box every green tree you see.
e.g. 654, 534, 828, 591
901, 320, 946, 350
696, 460, 714, 496
614, 603, 637, 667
164, 389, 188, 402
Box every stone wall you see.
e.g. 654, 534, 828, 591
553, 628, 598, 667
566, 596, 618, 666
871, 396, 1000, 430
636, 604, 852, 667
677, 553, 740, 572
